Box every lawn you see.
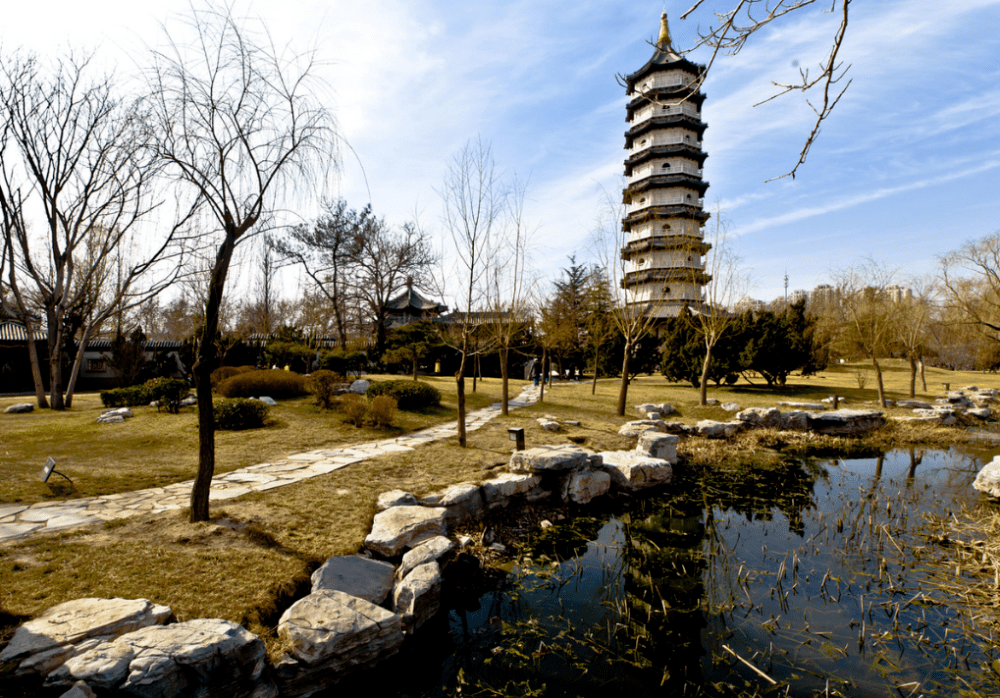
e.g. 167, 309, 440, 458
1, 362, 999, 659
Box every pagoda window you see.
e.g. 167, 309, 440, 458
662, 163, 671, 169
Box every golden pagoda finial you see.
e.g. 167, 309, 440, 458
657, 11, 672, 49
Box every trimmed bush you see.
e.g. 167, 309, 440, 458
365, 380, 441, 410
369, 395, 397, 428
340, 393, 368, 427
213, 398, 270, 430
100, 385, 150, 408
216, 369, 307, 399
306, 369, 344, 410
211, 365, 255, 389
144, 377, 190, 413
317, 350, 367, 375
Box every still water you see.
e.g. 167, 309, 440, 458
334, 447, 1000, 697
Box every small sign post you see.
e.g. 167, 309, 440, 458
40, 457, 72, 484
507, 427, 525, 452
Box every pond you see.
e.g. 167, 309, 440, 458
330, 446, 1000, 697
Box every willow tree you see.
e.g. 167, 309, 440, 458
147, 4, 337, 522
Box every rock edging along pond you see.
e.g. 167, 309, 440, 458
0, 436, 678, 698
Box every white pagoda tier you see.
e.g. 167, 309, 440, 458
622, 12, 711, 318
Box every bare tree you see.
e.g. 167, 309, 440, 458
147, 3, 336, 522
483, 175, 535, 415
834, 259, 898, 408
0, 50, 182, 408
896, 278, 934, 397
688, 215, 750, 405
438, 137, 501, 447
940, 232, 1000, 343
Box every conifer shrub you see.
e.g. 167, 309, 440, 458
365, 380, 441, 410
369, 395, 397, 427
211, 365, 256, 388
306, 369, 344, 409
216, 369, 307, 399
144, 377, 190, 413
340, 393, 368, 427
213, 398, 270, 430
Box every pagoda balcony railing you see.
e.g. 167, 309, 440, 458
631, 103, 700, 124
629, 163, 702, 180
630, 74, 698, 93
628, 196, 705, 211
630, 137, 701, 155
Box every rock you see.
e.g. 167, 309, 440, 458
598, 451, 672, 489
661, 421, 691, 435
276, 590, 403, 696
179, 395, 197, 407
0, 597, 171, 677
636, 402, 675, 415
458, 535, 474, 547
423, 483, 484, 523
617, 420, 667, 437
365, 506, 448, 558
563, 420, 581, 427
634, 432, 678, 463
99, 407, 133, 418
897, 400, 933, 409
721, 402, 741, 412
58, 681, 97, 698
562, 470, 611, 504
974, 457, 1000, 498
4, 403, 34, 414
736, 407, 781, 429
540, 520, 553, 529
704, 398, 719, 406
392, 562, 442, 633
779, 411, 810, 431
348, 380, 370, 395
96, 414, 125, 424
509, 445, 598, 474
480, 472, 543, 509
489, 543, 507, 553
536, 418, 561, 432
969, 407, 992, 419
692, 420, 744, 439
46, 619, 273, 698
963, 385, 979, 392
778, 401, 826, 410
376, 490, 419, 511
645, 411, 661, 420
398, 536, 455, 580
807, 409, 886, 436
258, 396, 278, 406
311, 555, 397, 604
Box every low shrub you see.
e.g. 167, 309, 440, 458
340, 393, 368, 427
369, 395, 397, 428
144, 377, 190, 413
306, 369, 344, 410
317, 350, 367, 375
99, 385, 150, 408
365, 380, 441, 410
216, 369, 307, 399
213, 398, 270, 430
210, 365, 255, 389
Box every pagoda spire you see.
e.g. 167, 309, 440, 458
657, 11, 672, 49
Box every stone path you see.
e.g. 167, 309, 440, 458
0, 386, 540, 544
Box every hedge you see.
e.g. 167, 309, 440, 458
215, 369, 307, 399
365, 380, 441, 410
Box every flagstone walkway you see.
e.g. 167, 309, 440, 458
0, 386, 540, 544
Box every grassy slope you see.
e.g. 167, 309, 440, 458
1, 362, 998, 655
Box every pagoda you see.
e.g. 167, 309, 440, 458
622, 12, 711, 318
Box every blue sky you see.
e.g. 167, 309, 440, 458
5, 0, 1000, 303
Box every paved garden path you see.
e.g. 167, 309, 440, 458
0, 385, 540, 544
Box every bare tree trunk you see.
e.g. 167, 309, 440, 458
539, 346, 547, 404
616, 341, 632, 416
872, 355, 886, 408
908, 354, 917, 399
591, 346, 600, 395
456, 329, 469, 448
919, 352, 927, 392
26, 331, 49, 409
500, 346, 509, 416
190, 234, 237, 522
699, 343, 713, 406
47, 314, 65, 410
64, 322, 98, 409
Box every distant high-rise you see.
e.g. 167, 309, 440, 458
622, 12, 711, 318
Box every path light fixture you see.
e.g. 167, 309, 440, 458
508, 428, 525, 451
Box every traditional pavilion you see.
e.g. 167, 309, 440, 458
622, 12, 711, 318
384, 278, 448, 330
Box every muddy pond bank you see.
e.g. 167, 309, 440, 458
322, 445, 1000, 698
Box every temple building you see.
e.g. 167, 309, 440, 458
622, 12, 711, 318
